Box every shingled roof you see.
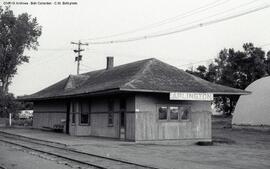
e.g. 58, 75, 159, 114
20, 58, 250, 100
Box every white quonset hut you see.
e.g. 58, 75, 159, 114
233, 76, 270, 126
19, 57, 249, 143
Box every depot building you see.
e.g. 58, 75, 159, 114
19, 57, 249, 143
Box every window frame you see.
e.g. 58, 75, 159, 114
108, 99, 114, 127
169, 106, 180, 121
71, 102, 76, 125
157, 104, 191, 122
79, 101, 91, 126
158, 106, 168, 121
179, 106, 191, 121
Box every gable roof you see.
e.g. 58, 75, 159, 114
19, 58, 250, 101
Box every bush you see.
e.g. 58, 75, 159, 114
11, 118, 33, 126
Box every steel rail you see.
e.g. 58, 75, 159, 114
0, 138, 105, 169
0, 132, 161, 169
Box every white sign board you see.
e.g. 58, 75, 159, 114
170, 92, 214, 101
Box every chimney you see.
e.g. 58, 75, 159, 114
106, 56, 114, 70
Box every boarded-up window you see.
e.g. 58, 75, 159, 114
170, 106, 179, 120
158, 106, 168, 120
80, 101, 90, 125
108, 100, 114, 126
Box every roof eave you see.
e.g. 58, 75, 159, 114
17, 87, 251, 102
119, 88, 251, 95
213, 91, 251, 96
17, 88, 122, 101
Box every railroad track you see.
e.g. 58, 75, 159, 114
0, 132, 161, 169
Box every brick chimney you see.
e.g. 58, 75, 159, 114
106, 56, 114, 70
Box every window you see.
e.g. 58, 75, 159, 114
170, 106, 179, 120
80, 102, 90, 125
158, 106, 168, 120
108, 100, 114, 126
158, 105, 191, 121
180, 107, 190, 120
108, 112, 113, 126
71, 102, 76, 123
72, 113, 75, 123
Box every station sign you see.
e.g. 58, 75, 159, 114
170, 92, 214, 101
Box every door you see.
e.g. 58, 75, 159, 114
119, 99, 126, 140
66, 102, 70, 134
120, 111, 125, 139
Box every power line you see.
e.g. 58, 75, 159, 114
150, 0, 262, 35
80, 63, 92, 69
88, 5, 270, 45
37, 48, 73, 51
179, 58, 215, 67
27, 1, 263, 51
82, 0, 229, 41
260, 42, 270, 47
84, 0, 260, 41
29, 50, 69, 66
179, 42, 270, 69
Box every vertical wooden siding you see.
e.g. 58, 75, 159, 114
69, 95, 136, 139
33, 100, 67, 130
90, 98, 119, 138
135, 93, 212, 141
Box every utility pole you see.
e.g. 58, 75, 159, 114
71, 40, 88, 75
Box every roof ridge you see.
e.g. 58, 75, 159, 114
121, 58, 155, 89
79, 58, 155, 75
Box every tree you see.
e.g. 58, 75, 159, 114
186, 43, 268, 116
186, 65, 207, 79
0, 91, 21, 118
214, 43, 267, 90
0, 6, 42, 93
266, 51, 270, 75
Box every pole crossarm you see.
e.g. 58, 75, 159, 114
71, 40, 88, 75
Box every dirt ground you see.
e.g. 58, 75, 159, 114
0, 117, 269, 169
71, 128, 270, 169
0, 141, 81, 169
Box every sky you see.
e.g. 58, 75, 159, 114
1, 0, 270, 96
